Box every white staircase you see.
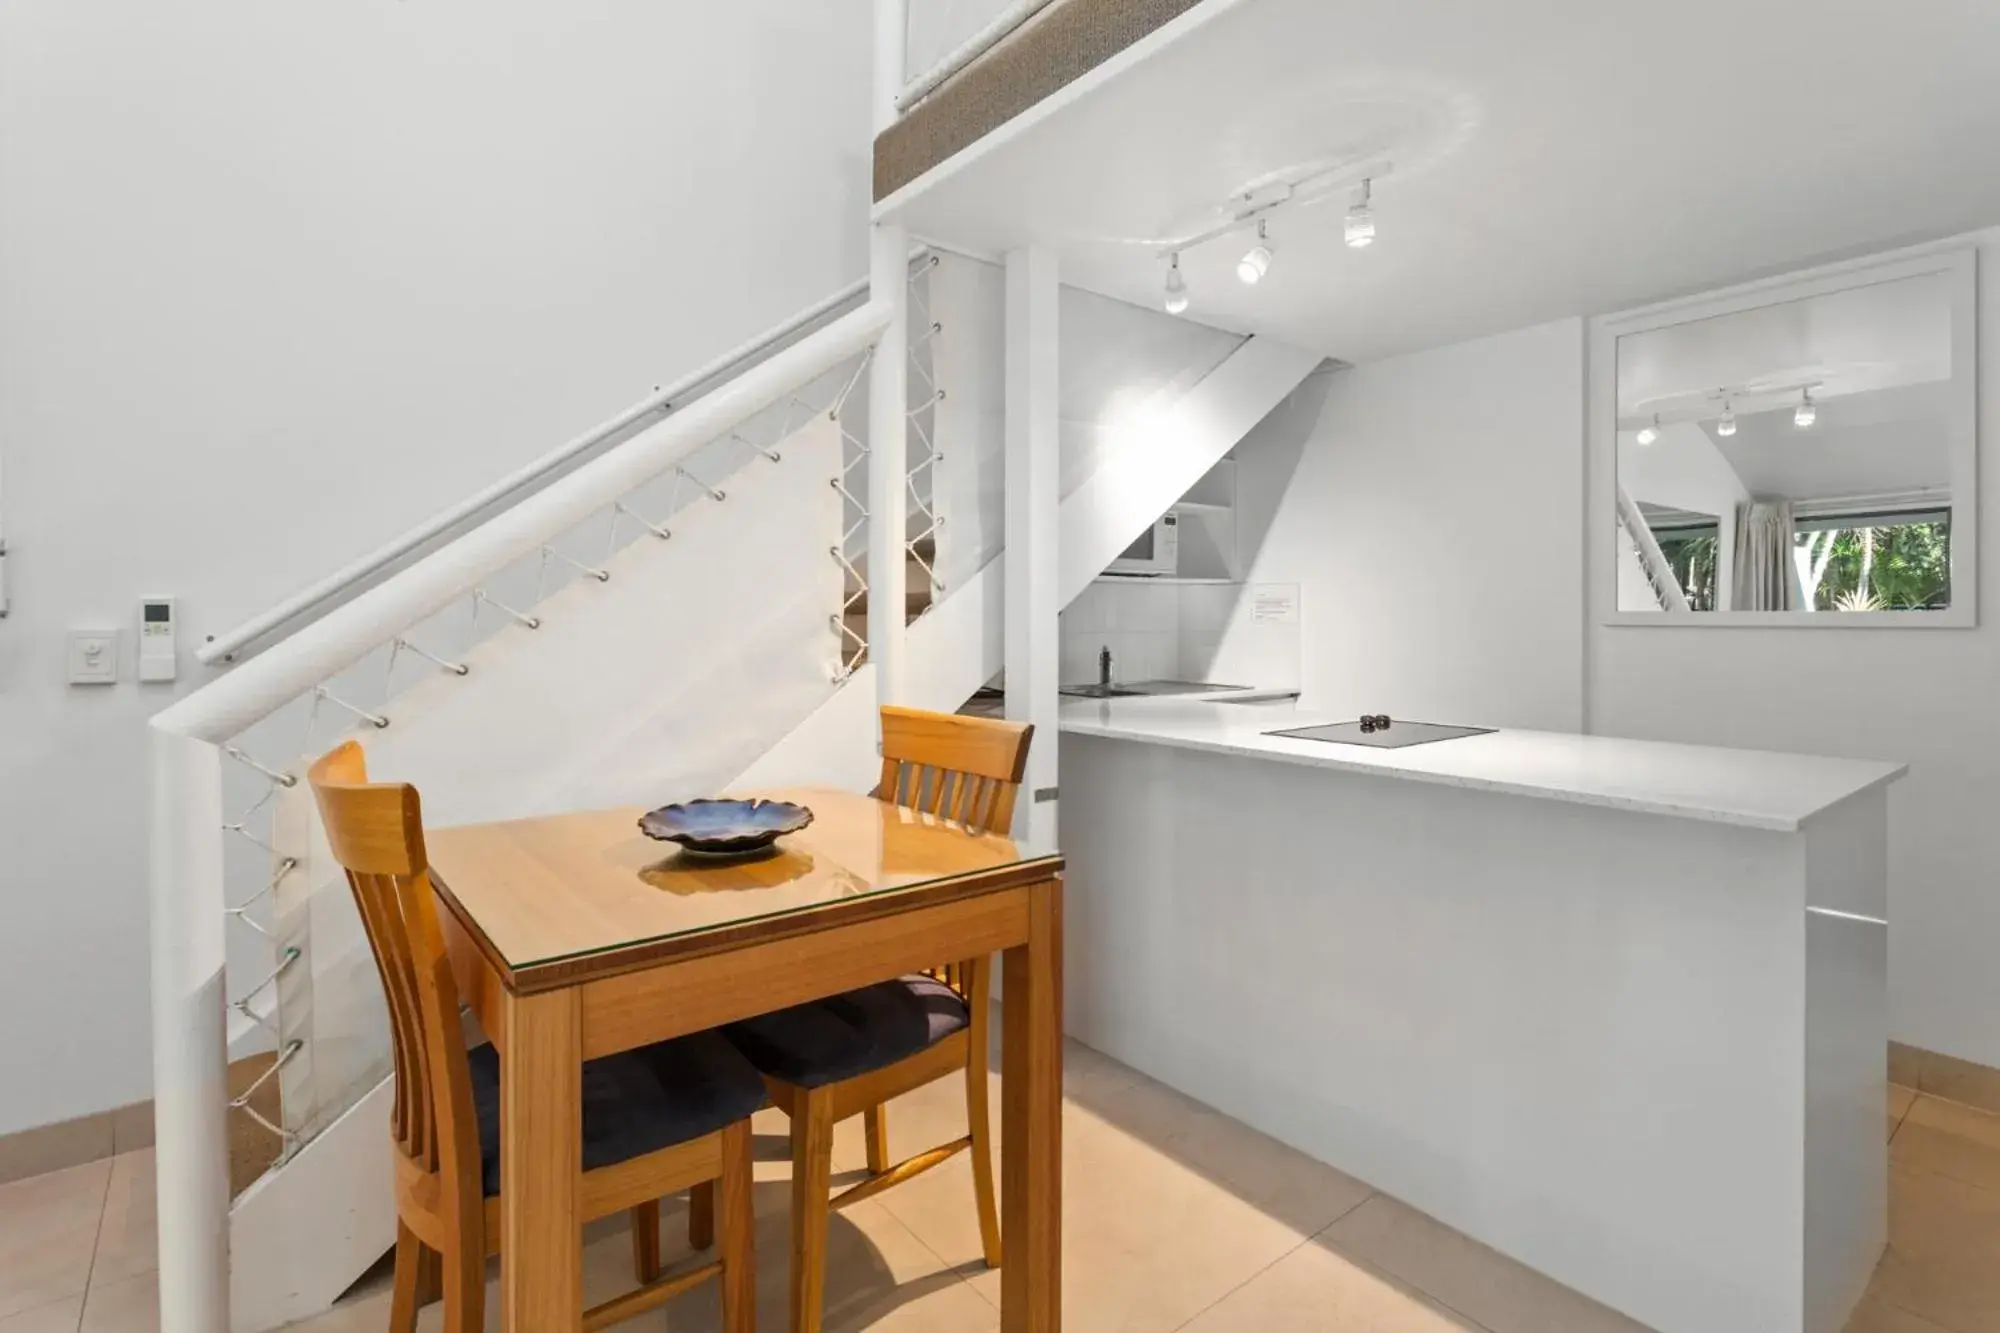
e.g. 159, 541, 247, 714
150, 238, 1321, 1329
742, 326, 1324, 794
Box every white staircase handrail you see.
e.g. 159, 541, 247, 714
158, 301, 889, 743
197, 270, 916, 666
897, 0, 1057, 112
148, 298, 888, 1333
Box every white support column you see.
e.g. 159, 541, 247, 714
868, 226, 910, 710
873, 0, 909, 128
150, 728, 231, 1333
1005, 246, 1060, 844
869, 0, 910, 713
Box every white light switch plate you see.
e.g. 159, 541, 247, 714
69, 629, 119, 685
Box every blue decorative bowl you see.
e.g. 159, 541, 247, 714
638, 798, 814, 857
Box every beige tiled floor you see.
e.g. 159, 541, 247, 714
5, 1045, 1998, 1333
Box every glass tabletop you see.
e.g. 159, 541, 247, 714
424, 785, 1058, 974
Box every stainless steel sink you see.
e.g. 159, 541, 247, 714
1120, 680, 1250, 696
1059, 680, 1250, 699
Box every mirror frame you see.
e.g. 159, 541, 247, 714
1590, 242, 1978, 628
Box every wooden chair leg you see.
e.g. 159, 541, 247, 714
864, 1102, 891, 1175
388, 1220, 426, 1333
790, 1088, 836, 1333
689, 1180, 716, 1250
440, 1228, 486, 1333
965, 1030, 1003, 1269
631, 1199, 662, 1282
718, 1121, 757, 1333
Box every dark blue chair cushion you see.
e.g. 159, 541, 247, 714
723, 974, 971, 1090
469, 1030, 766, 1197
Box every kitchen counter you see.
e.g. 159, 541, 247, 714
1059, 694, 1898, 1333
1058, 694, 1903, 831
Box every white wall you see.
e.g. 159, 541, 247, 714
1589, 228, 2000, 1070
0, 0, 872, 1134
1228, 319, 1587, 730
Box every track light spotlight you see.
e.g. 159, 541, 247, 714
1717, 401, 1737, 437
1237, 221, 1273, 285
1345, 178, 1376, 248
1795, 388, 1816, 429
1163, 253, 1189, 314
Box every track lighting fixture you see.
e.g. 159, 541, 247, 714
1345, 178, 1376, 248
1163, 253, 1189, 314
1237, 221, 1273, 285
1717, 401, 1737, 437
1794, 388, 1816, 429
1636, 414, 1659, 446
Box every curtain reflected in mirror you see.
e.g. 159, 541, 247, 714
1613, 261, 1969, 617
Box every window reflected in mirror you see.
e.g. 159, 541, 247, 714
1614, 264, 1967, 616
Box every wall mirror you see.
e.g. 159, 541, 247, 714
1596, 246, 1977, 626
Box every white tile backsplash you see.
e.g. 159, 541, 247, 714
1063, 581, 1169, 684
1061, 578, 1300, 690
1061, 579, 1185, 685
1064, 582, 1107, 633
1179, 582, 1234, 632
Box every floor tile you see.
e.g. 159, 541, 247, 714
1843, 1294, 1960, 1332
977, 1025, 1148, 1106
0, 1159, 110, 1320
938, 1070, 1373, 1330
77, 1272, 156, 1333
1869, 1163, 2000, 1332
0, 1297, 84, 1333
1320, 1196, 1650, 1333
289, 1180, 994, 1333
72, 1037, 2000, 1333
1178, 1232, 1488, 1333
90, 1152, 158, 1288
1888, 1085, 1918, 1142
277, 1289, 393, 1333
643, 1193, 993, 1333
1053, 1035, 1148, 1106
1080, 1070, 1377, 1235
1892, 1096, 2000, 1194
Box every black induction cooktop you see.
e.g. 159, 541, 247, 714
1264, 719, 1495, 750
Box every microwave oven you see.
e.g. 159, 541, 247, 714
1107, 512, 1180, 577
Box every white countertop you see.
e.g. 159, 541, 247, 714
1058, 694, 1905, 831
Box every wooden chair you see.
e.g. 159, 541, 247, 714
722, 705, 1032, 1333
308, 741, 763, 1333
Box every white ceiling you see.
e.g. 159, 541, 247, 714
1616, 272, 1955, 422
882, 0, 2000, 363
1709, 383, 1953, 500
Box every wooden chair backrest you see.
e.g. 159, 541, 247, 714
875, 706, 1030, 1010
876, 705, 1033, 837
307, 742, 479, 1201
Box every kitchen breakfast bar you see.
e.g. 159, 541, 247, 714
1057, 696, 1905, 1333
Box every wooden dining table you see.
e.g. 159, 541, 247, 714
424, 784, 1065, 1333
